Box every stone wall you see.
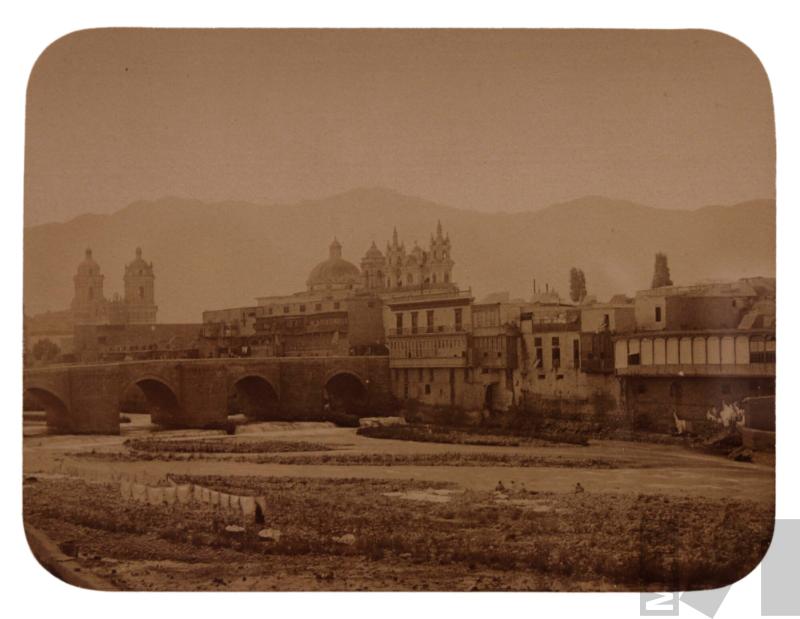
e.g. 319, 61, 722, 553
619, 375, 775, 433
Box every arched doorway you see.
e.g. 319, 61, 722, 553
24, 387, 70, 433
484, 382, 500, 413
324, 372, 367, 415
233, 376, 280, 420
130, 377, 182, 427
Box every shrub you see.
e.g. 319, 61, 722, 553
401, 398, 423, 423
325, 411, 360, 427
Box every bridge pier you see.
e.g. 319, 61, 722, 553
24, 366, 121, 434
176, 364, 229, 428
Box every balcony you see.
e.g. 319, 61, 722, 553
389, 356, 469, 369
388, 325, 466, 336
613, 329, 775, 378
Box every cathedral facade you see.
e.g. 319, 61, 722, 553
360, 221, 456, 293
71, 247, 158, 325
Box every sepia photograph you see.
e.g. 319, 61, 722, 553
21, 28, 776, 592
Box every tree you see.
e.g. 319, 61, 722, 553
651, 252, 673, 288
569, 267, 587, 304
32, 338, 61, 364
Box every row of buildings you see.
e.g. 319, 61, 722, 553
199, 224, 775, 431
26, 223, 776, 432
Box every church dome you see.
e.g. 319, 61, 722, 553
307, 239, 361, 290
363, 241, 384, 261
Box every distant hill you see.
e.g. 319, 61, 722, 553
23, 188, 775, 323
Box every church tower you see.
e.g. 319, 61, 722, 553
123, 247, 157, 324
385, 227, 407, 289
360, 241, 387, 290
428, 220, 454, 287
71, 248, 107, 324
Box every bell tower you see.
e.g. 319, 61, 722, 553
360, 241, 387, 290
123, 247, 157, 323
429, 220, 454, 288
71, 248, 107, 324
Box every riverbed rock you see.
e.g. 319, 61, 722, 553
333, 533, 356, 545
258, 528, 282, 542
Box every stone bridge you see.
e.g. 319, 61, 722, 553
23, 356, 392, 434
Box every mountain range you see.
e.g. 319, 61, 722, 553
23, 188, 775, 323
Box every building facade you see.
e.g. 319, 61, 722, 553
202, 239, 385, 357
71, 247, 158, 326
613, 279, 776, 431
25, 247, 161, 365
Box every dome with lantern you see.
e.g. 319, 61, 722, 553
306, 239, 362, 292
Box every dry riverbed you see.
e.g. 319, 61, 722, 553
22, 417, 775, 591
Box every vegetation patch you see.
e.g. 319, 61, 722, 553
357, 423, 572, 446
124, 438, 334, 454
253, 452, 631, 468
24, 476, 774, 591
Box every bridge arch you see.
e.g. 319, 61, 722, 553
122, 374, 182, 427
24, 386, 70, 433
323, 370, 368, 415
231, 374, 280, 420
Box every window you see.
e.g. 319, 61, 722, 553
750, 336, 776, 364
418, 368, 424, 381
534, 337, 543, 368
139, 286, 144, 299
573, 339, 580, 369
627, 339, 641, 365
454, 308, 463, 331
407, 273, 413, 284
424, 384, 431, 395
426, 310, 434, 333
432, 274, 437, 283
299, 304, 306, 313
334, 302, 340, 310
655, 306, 662, 322
552, 337, 561, 369
88, 287, 93, 300
428, 368, 434, 381
315, 303, 321, 311
395, 313, 403, 334
411, 312, 419, 334
283, 305, 289, 313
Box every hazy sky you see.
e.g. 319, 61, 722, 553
25, 29, 774, 226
